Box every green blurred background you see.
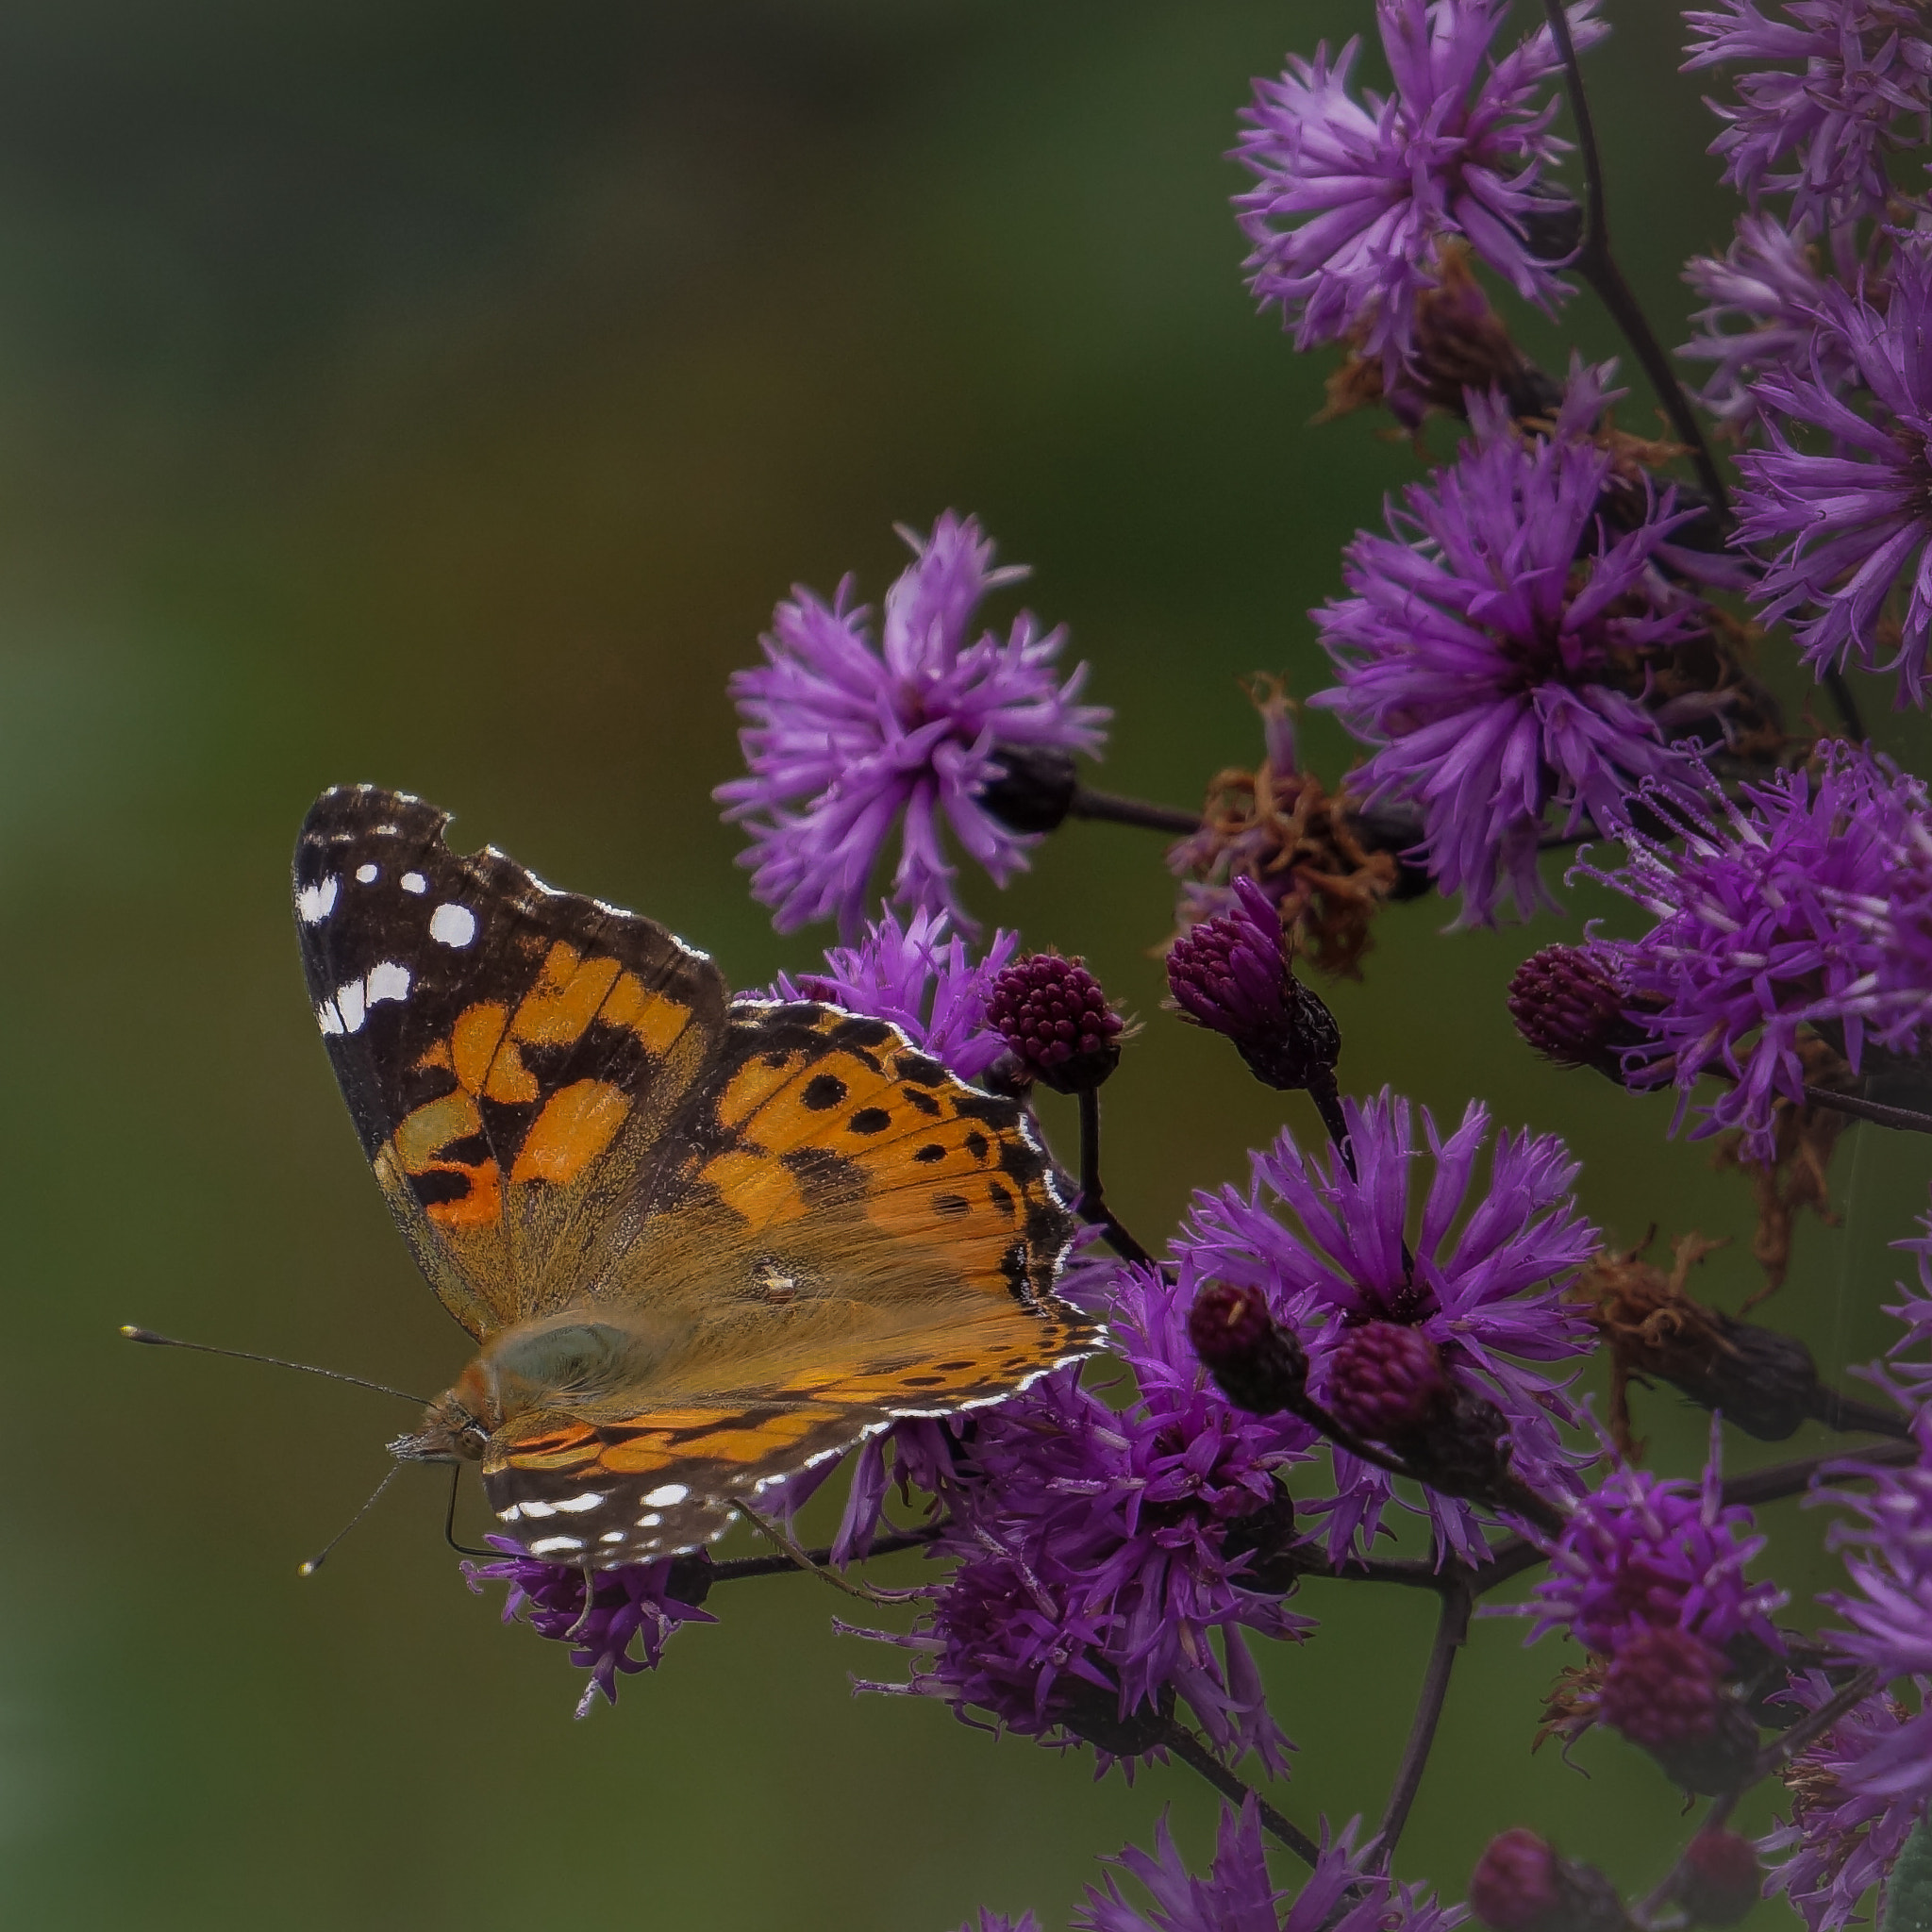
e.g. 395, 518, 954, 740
7, 2, 1924, 1924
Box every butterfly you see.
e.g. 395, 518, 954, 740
294, 785, 1103, 1568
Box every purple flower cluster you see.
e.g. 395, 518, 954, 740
463, 1543, 715, 1718
1578, 741, 1932, 1162
1819, 1434, 1932, 1703
1073, 1803, 1464, 1932
717, 512, 1108, 939
767, 902, 1017, 1083
1879, 1197, 1932, 1407
1310, 385, 1707, 923
1524, 1434, 1785, 1656
1232, 0, 1606, 373
1734, 241, 1932, 707
1759, 1671, 1932, 1932
847, 1263, 1318, 1770
1680, 212, 1857, 437
1175, 1090, 1599, 1562
1682, 0, 1932, 227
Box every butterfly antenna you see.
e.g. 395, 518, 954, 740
119, 1326, 429, 1406
442, 1464, 492, 1559
298, 1463, 404, 1576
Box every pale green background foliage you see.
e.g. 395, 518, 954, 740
2, 3, 1924, 1925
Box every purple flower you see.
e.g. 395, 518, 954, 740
1680, 212, 1859, 438
1231, 0, 1606, 372
1734, 241, 1932, 707
463, 1543, 716, 1718
958, 1915, 1042, 1932
1175, 1090, 1600, 1564
847, 1264, 1319, 1770
1309, 388, 1707, 924
716, 512, 1108, 938
1506, 940, 1645, 1077
1820, 1432, 1932, 1690
1576, 741, 1932, 1162
1682, 0, 1932, 227
1759, 1671, 1932, 1932
1594, 1623, 1731, 1753
986, 951, 1124, 1092
1074, 1803, 1463, 1932
767, 904, 1018, 1082
1524, 1429, 1786, 1656
1880, 1193, 1932, 1407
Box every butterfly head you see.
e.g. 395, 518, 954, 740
387, 1360, 496, 1464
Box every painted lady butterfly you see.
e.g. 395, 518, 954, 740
294, 786, 1101, 1567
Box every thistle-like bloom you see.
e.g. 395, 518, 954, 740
1524, 1435, 1786, 1656
1682, 0, 1932, 227
1760, 1671, 1932, 1932
1231, 0, 1606, 372
1735, 242, 1932, 706
768, 903, 1016, 1082
1074, 1804, 1463, 1932
848, 1265, 1319, 1771
1680, 212, 1856, 437
1175, 1090, 1600, 1562
1578, 741, 1932, 1162
463, 1544, 715, 1718
1880, 1196, 1932, 1407
717, 512, 1108, 938
1820, 1436, 1932, 1695
1310, 390, 1707, 924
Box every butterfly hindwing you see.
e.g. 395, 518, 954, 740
293, 785, 729, 1339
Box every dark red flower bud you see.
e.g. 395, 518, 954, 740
1507, 943, 1648, 1082
1188, 1281, 1308, 1416
986, 952, 1124, 1094
1598, 1625, 1757, 1793
1677, 1831, 1762, 1927
1325, 1321, 1450, 1441
1470, 1830, 1630, 1932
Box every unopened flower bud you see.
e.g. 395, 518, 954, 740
977, 743, 1079, 835
1221, 1482, 1310, 1594
986, 953, 1124, 1094
1326, 1321, 1450, 1442
1188, 1281, 1308, 1416
1676, 1831, 1761, 1927
1507, 943, 1648, 1082
1470, 1831, 1629, 1932
1168, 876, 1341, 1091
1598, 1624, 1757, 1794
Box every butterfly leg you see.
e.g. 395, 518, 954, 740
732, 1500, 918, 1607
566, 1562, 601, 1640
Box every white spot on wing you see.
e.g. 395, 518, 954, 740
600, 1530, 625, 1544
355, 862, 378, 884
430, 903, 477, 948
316, 999, 344, 1036
528, 1535, 586, 1556
365, 961, 411, 1006
642, 1483, 689, 1507
401, 872, 427, 894
516, 1498, 557, 1520
334, 979, 367, 1034
638, 1512, 662, 1527
552, 1491, 606, 1514
498, 1504, 524, 1522
296, 877, 338, 924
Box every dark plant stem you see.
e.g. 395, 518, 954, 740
1369, 1577, 1473, 1868
1803, 1084, 1932, 1135
1821, 668, 1869, 742
1162, 1721, 1323, 1868
1068, 786, 1203, 837
1307, 1066, 1356, 1178
1077, 1086, 1155, 1265
1539, 0, 1727, 518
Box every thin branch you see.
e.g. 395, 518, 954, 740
1755, 1666, 1882, 1784
1077, 1085, 1155, 1265
1369, 1576, 1473, 1868
1538, 0, 1728, 516
1802, 1083, 1932, 1135
1718, 1436, 1917, 1512
1068, 786, 1203, 837
1161, 1721, 1323, 1868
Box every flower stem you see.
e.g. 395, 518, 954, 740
1802, 1083, 1932, 1135
1067, 786, 1203, 836
1538, 0, 1728, 519
1160, 1720, 1323, 1868
1077, 1085, 1155, 1265
1368, 1575, 1473, 1869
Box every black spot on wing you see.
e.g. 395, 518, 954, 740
801, 1074, 847, 1111
848, 1108, 891, 1135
